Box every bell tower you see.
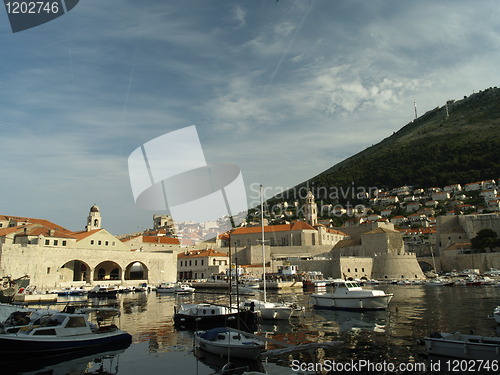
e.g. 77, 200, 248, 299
86, 204, 101, 232
304, 190, 317, 226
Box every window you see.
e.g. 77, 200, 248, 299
112, 241, 116, 246
65, 316, 86, 328
270, 238, 275, 246
47, 267, 50, 274
348, 268, 351, 273
90, 240, 94, 245
189, 260, 192, 266
53, 240, 58, 246
98, 240, 102, 245
195, 260, 197, 266
180, 261, 183, 267
62, 240, 67, 246
45, 239, 50, 245
355, 268, 357, 272
105, 241, 109, 246
362, 268, 365, 272
201, 260, 204, 266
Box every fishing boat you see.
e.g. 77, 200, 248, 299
156, 282, 194, 294
0, 304, 132, 357
173, 303, 257, 332
424, 332, 500, 360
310, 281, 393, 311
195, 327, 265, 359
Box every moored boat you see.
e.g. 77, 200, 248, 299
173, 303, 257, 332
87, 284, 119, 298
311, 281, 393, 311
424, 332, 500, 360
156, 282, 195, 294
195, 327, 265, 359
0, 305, 132, 357
240, 299, 304, 320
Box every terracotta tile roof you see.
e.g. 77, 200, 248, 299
177, 249, 228, 259
142, 236, 180, 245
0, 215, 71, 233
15, 227, 76, 239
231, 221, 316, 235
71, 229, 105, 241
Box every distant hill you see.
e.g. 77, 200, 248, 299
277, 86, 500, 204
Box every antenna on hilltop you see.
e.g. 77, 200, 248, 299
414, 100, 417, 120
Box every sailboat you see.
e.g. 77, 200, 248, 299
240, 185, 304, 320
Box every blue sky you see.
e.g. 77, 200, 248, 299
1, 0, 500, 235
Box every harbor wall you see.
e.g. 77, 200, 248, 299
438, 251, 500, 273
371, 254, 426, 280
0, 243, 178, 289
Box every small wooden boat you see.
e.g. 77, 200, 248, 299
195, 327, 265, 359
311, 281, 393, 311
424, 332, 500, 360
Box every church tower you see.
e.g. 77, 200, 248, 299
86, 204, 101, 232
304, 190, 318, 226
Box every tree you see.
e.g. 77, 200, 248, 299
471, 228, 500, 252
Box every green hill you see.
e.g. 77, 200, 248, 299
278, 86, 500, 205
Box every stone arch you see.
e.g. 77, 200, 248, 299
418, 260, 434, 272
124, 261, 149, 281
93, 261, 122, 281
59, 259, 91, 283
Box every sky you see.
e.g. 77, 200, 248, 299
1, 0, 500, 235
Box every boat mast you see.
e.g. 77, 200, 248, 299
261, 184, 266, 303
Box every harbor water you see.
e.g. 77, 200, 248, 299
5, 284, 500, 375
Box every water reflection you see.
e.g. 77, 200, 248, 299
6, 285, 500, 374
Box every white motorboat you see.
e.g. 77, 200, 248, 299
0, 305, 131, 357
310, 281, 393, 311
195, 327, 265, 359
156, 282, 194, 294
240, 299, 303, 320
424, 332, 500, 360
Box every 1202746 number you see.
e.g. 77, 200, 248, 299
5, 2, 59, 14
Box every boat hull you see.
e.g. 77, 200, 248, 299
311, 293, 393, 311
0, 330, 132, 356
425, 333, 500, 360
195, 329, 264, 360
174, 309, 257, 332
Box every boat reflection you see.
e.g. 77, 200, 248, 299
194, 347, 265, 374
3, 341, 131, 375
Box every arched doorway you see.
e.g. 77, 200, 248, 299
93, 261, 122, 281
59, 260, 91, 283
125, 262, 148, 281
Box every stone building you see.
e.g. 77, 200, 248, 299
0, 206, 179, 289
177, 248, 229, 280
330, 222, 425, 280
